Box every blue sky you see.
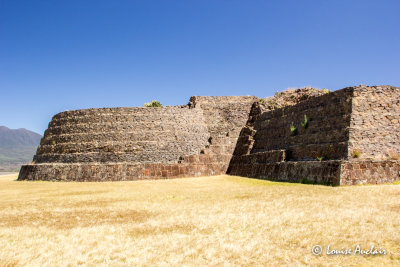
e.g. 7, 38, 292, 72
1, 0, 399, 134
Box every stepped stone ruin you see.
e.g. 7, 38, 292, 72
19, 85, 400, 185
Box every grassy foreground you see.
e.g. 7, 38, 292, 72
0, 174, 399, 266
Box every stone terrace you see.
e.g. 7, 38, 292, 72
19, 85, 400, 185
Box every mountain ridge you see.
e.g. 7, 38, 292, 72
0, 126, 42, 171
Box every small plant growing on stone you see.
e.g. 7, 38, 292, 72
290, 123, 298, 136
258, 98, 265, 103
301, 114, 309, 129
352, 149, 362, 158
316, 155, 327, 161
321, 88, 331, 94
144, 100, 163, 107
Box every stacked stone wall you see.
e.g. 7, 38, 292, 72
251, 88, 353, 160
340, 160, 400, 185
19, 96, 257, 181
35, 107, 209, 164
232, 88, 331, 157
228, 160, 342, 185
228, 85, 400, 185
231, 88, 353, 163
348, 85, 400, 160
18, 86, 400, 185
18, 161, 228, 182
184, 96, 257, 174
228, 89, 353, 185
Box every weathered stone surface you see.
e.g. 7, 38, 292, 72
348, 86, 400, 160
228, 160, 342, 185
18, 161, 229, 181
259, 87, 330, 111
232, 87, 353, 160
340, 160, 400, 185
185, 96, 258, 174
35, 106, 210, 164
228, 85, 400, 185
19, 86, 400, 185
19, 96, 257, 181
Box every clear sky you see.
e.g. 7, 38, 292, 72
1, 0, 399, 134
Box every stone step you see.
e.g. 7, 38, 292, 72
49, 112, 203, 126
251, 142, 348, 161
51, 106, 193, 120
179, 153, 233, 164
37, 140, 207, 155
252, 131, 348, 150
44, 122, 208, 135
40, 131, 209, 145
18, 160, 229, 181
34, 151, 191, 164
230, 150, 286, 165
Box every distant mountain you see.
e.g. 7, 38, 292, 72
0, 126, 42, 171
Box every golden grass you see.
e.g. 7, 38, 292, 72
0, 173, 399, 266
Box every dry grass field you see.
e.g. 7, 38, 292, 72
0, 173, 399, 266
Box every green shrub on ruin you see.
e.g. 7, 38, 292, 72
290, 123, 298, 136
321, 88, 331, 94
301, 114, 309, 129
352, 149, 362, 158
144, 100, 163, 107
